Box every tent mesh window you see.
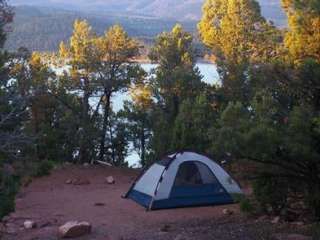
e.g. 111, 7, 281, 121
173, 161, 225, 193
174, 162, 204, 186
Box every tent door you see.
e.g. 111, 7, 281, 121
169, 161, 230, 200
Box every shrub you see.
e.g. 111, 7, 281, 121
253, 173, 289, 215
0, 175, 20, 219
312, 223, 320, 240
240, 198, 254, 214
33, 160, 54, 177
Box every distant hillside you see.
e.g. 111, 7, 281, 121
5, 6, 196, 52
6, 0, 287, 52
11, 0, 287, 23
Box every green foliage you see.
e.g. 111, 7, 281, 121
210, 101, 250, 159
240, 198, 254, 214
198, 0, 280, 102
33, 160, 54, 177
311, 223, 320, 239
253, 174, 289, 215
0, 173, 19, 219
172, 93, 216, 152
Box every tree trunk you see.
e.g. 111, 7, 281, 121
99, 91, 112, 161
79, 82, 91, 163
140, 120, 146, 166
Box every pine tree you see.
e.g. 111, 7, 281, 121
198, 0, 279, 102
282, 0, 320, 63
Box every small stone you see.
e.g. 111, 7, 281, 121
5, 223, 18, 235
83, 163, 90, 167
24, 220, 37, 229
286, 234, 312, 240
72, 178, 90, 185
0, 222, 5, 233
160, 224, 171, 232
105, 176, 115, 184
58, 221, 91, 238
271, 216, 280, 224
65, 179, 72, 184
2, 216, 10, 223
39, 221, 52, 228
94, 202, 105, 206
222, 208, 233, 215
256, 215, 268, 222
273, 233, 312, 240
291, 221, 304, 226
174, 234, 186, 240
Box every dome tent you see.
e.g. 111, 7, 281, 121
124, 151, 243, 210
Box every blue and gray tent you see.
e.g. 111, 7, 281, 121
125, 151, 243, 210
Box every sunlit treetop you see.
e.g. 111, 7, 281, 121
282, 0, 320, 63
198, 0, 279, 65
149, 24, 195, 69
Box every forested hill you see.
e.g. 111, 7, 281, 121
11, 0, 286, 23
4, 6, 196, 52
5, 0, 287, 52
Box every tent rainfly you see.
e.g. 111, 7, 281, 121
124, 151, 243, 210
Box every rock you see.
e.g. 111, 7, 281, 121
5, 223, 18, 235
58, 221, 91, 238
23, 220, 37, 229
222, 208, 233, 215
65, 179, 72, 184
286, 234, 312, 240
174, 234, 186, 240
39, 221, 52, 228
2, 216, 10, 223
105, 176, 115, 184
256, 215, 268, 222
94, 202, 105, 206
72, 178, 90, 185
291, 221, 304, 226
160, 224, 171, 232
273, 233, 312, 240
0, 222, 5, 233
83, 163, 90, 167
271, 216, 280, 224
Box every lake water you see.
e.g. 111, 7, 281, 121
113, 63, 219, 167
113, 63, 219, 112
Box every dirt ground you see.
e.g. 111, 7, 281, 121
0, 165, 312, 240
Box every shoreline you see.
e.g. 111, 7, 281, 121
132, 57, 213, 64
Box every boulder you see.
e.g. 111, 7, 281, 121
222, 208, 233, 215
105, 176, 115, 184
58, 221, 91, 238
23, 220, 37, 229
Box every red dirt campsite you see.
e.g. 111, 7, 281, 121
0, 165, 311, 240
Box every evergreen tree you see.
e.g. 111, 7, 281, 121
95, 25, 139, 162
58, 20, 100, 162
172, 93, 216, 152
148, 24, 204, 159
198, 0, 279, 102
282, 0, 320, 63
